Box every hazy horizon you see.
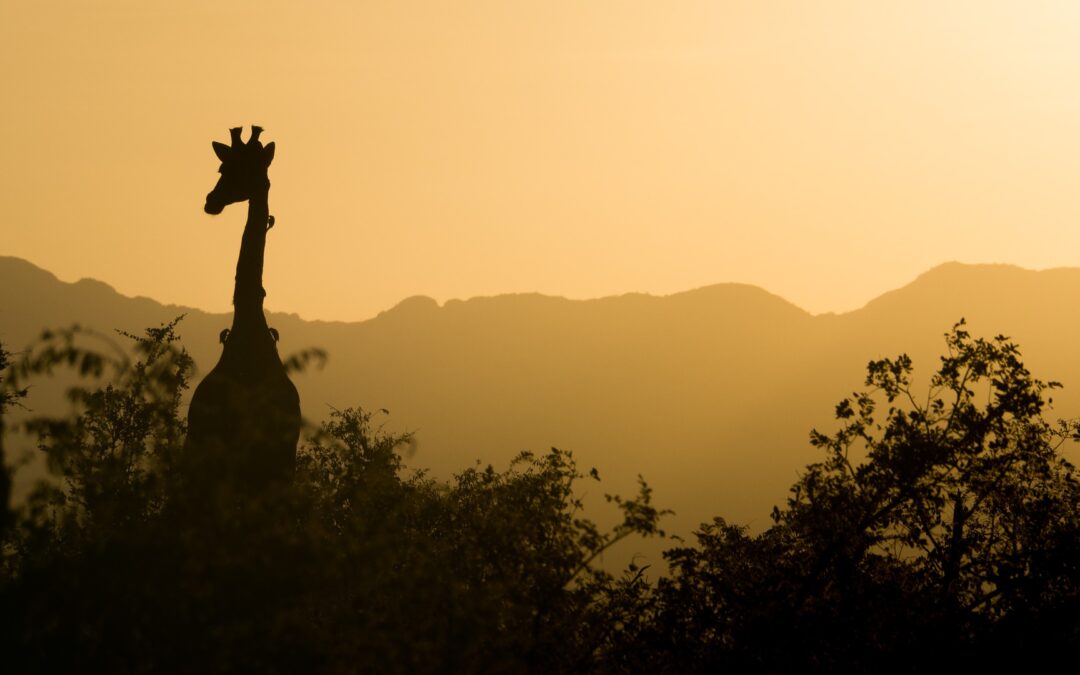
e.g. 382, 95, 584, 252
2, 253, 1058, 323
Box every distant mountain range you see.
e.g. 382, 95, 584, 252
4, 255, 1080, 565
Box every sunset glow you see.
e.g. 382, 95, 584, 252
5, 1, 1080, 319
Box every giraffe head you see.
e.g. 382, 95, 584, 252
204, 126, 276, 215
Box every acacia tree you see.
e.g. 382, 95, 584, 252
786, 320, 1080, 620
645, 321, 1080, 672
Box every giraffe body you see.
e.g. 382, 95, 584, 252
185, 126, 300, 492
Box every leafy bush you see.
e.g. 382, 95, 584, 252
0, 320, 666, 674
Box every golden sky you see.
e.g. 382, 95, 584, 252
4, 1, 1080, 321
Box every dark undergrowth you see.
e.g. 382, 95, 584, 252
2, 319, 1079, 673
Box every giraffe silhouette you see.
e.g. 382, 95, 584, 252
185, 126, 300, 492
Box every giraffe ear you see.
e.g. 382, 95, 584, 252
264, 142, 275, 166
212, 141, 231, 162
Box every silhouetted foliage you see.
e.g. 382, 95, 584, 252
3, 319, 1080, 672
0, 340, 27, 537
0, 319, 666, 674
629, 320, 1080, 672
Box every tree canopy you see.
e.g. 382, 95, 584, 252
637, 321, 1080, 672
2, 319, 1079, 672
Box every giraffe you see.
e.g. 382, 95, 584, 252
184, 126, 301, 493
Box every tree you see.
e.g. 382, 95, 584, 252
644, 320, 1080, 671
3, 321, 192, 543
787, 320, 1080, 622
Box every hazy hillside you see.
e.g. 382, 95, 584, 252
4, 255, 1080, 566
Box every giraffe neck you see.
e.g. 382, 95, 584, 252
232, 187, 270, 330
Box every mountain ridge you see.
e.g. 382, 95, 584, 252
9, 254, 1032, 324
5, 255, 1080, 568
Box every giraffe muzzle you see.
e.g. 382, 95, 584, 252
205, 194, 225, 215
